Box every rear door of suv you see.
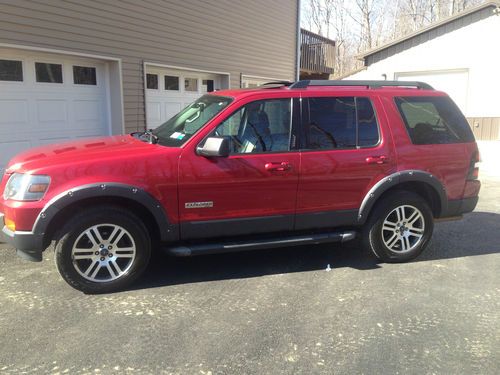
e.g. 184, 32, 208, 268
389, 93, 479, 203
295, 93, 396, 230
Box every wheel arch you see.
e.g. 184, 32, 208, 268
358, 170, 447, 224
34, 183, 178, 246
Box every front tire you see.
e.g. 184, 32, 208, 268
361, 191, 434, 262
55, 206, 151, 294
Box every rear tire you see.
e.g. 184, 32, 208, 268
361, 191, 434, 262
55, 206, 151, 294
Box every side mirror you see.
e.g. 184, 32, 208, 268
197, 136, 231, 157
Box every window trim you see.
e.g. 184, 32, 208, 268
184, 77, 199, 93
164, 75, 180, 91
196, 97, 300, 156
34, 61, 64, 84
145, 73, 159, 90
300, 96, 381, 151
72, 65, 98, 86
0, 58, 24, 83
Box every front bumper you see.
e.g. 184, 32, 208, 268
0, 212, 44, 262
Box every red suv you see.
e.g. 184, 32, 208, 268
0, 80, 480, 293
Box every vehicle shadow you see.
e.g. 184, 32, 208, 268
130, 211, 500, 291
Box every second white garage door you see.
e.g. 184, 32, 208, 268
145, 66, 229, 128
0, 48, 111, 172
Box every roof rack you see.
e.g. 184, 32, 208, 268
258, 81, 294, 88
289, 80, 434, 90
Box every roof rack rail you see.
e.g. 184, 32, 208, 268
289, 80, 434, 90
258, 81, 294, 88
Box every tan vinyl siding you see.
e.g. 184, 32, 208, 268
0, 0, 298, 133
467, 117, 500, 141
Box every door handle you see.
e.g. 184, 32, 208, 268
366, 155, 389, 164
265, 162, 291, 171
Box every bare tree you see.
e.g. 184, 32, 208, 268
301, 0, 487, 77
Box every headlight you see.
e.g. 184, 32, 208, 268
3, 173, 51, 201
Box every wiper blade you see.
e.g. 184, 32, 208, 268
130, 130, 158, 144
145, 129, 159, 144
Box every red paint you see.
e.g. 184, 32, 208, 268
0, 85, 480, 233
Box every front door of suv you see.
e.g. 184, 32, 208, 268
296, 95, 395, 230
178, 97, 301, 239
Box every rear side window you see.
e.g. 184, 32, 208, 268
395, 96, 474, 144
356, 98, 379, 147
305, 97, 379, 149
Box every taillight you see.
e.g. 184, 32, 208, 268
467, 151, 480, 180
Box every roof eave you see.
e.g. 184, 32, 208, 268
356, 1, 500, 60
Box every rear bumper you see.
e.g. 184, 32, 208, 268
440, 196, 479, 218
0, 213, 44, 262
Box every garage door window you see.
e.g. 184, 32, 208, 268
146, 73, 158, 89
185, 78, 198, 92
73, 66, 97, 85
165, 76, 179, 91
0, 59, 23, 81
35, 62, 63, 83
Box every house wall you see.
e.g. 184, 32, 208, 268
0, 0, 298, 133
346, 13, 500, 122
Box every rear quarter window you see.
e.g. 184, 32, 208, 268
395, 96, 474, 144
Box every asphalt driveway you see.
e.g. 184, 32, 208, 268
0, 177, 498, 375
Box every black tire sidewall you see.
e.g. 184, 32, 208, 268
55, 207, 151, 294
364, 192, 434, 262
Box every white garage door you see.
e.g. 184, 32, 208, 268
395, 69, 469, 115
0, 48, 110, 171
145, 66, 228, 128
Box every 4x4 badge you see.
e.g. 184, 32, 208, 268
185, 201, 214, 209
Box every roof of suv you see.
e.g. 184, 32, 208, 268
213, 80, 441, 99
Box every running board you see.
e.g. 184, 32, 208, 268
166, 231, 356, 257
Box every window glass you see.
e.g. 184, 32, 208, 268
395, 96, 474, 144
202, 79, 214, 93
356, 97, 379, 147
306, 97, 356, 149
153, 94, 232, 147
73, 66, 97, 85
185, 77, 198, 92
165, 75, 179, 90
213, 99, 292, 154
146, 73, 158, 89
35, 62, 63, 83
0, 60, 23, 81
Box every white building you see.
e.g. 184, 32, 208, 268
345, 1, 500, 141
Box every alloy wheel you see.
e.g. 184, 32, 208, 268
71, 224, 136, 282
381, 205, 425, 253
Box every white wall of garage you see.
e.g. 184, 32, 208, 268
0, 46, 124, 171
0, 0, 299, 134
345, 14, 500, 118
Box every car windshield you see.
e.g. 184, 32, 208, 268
152, 94, 233, 147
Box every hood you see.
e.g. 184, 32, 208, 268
5, 135, 167, 174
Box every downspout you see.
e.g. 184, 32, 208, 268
295, 0, 301, 81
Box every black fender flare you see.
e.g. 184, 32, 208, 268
357, 170, 448, 224
33, 183, 178, 242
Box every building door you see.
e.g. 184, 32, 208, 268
145, 66, 228, 129
0, 48, 111, 173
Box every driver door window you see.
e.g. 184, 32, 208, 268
214, 99, 292, 154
